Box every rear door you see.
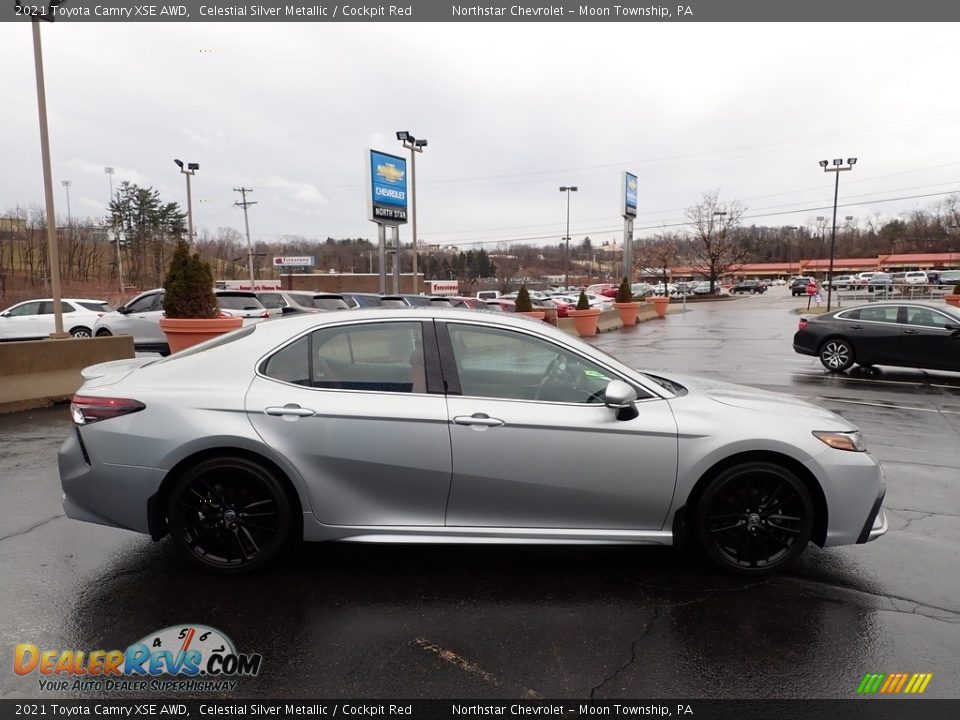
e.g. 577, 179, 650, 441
0, 301, 42, 339
245, 319, 452, 526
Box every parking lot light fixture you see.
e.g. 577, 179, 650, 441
820, 157, 856, 311
175, 159, 198, 244
560, 186, 578, 288
398, 131, 427, 293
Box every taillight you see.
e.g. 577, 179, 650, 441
798, 318, 809, 330
70, 396, 145, 425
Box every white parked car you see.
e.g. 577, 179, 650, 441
94, 289, 268, 355
0, 298, 113, 340
902, 271, 928, 285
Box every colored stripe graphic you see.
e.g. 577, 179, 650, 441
857, 672, 933, 694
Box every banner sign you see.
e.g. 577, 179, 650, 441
623, 171, 638, 218
272, 256, 315, 267
367, 149, 408, 225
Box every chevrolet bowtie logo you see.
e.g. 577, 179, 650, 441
376, 163, 405, 184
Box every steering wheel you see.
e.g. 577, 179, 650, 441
535, 355, 566, 401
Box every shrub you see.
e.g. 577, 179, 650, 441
615, 277, 632, 303
576, 290, 591, 311
515, 284, 534, 313
162, 239, 218, 319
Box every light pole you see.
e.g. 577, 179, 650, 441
819, 157, 857, 311
174, 159, 199, 244
397, 131, 427, 294
560, 186, 578, 289
104, 166, 125, 296
61, 180, 72, 226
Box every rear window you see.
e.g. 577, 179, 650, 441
78, 301, 113, 312
218, 294, 265, 310
312, 297, 349, 310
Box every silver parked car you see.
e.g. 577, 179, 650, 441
60, 308, 886, 575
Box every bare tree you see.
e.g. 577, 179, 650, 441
686, 190, 748, 292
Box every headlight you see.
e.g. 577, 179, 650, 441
813, 430, 865, 452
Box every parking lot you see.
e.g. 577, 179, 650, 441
1, 288, 958, 699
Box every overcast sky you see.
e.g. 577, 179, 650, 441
3, 22, 959, 251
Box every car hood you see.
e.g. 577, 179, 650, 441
656, 372, 856, 429
80, 357, 156, 386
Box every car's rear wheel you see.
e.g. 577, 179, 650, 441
819, 338, 855, 371
69, 326, 92, 338
166, 456, 293, 574
696, 462, 814, 575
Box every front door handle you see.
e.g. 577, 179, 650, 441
265, 404, 317, 418
904, 329, 920, 334
849, 324, 864, 330
453, 413, 505, 428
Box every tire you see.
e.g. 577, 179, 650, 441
69, 326, 92, 338
95, 328, 112, 337
696, 461, 814, 575
166, 456, 294, 574
819, 338, 855, 372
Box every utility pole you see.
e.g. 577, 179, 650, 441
234, 187, 258, 290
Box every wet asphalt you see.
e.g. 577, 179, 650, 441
1, 287, 958, 700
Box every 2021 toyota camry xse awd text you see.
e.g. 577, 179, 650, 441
60, 308, 887, 575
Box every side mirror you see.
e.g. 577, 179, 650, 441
604, 380, 639, 421
116, 304, 128, 314
281, 306, 298, 315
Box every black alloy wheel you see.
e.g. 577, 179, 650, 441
696, 462, 814, 575
819, 338, 855, 372
167, 456, 293, 573
95, 328, 112, 337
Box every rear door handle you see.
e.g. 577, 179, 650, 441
265, 404, 317, 418
849, 324, 864, 330
904, 329, 920, 334
453, 413, 505, 428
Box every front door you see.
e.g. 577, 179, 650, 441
246, 319, 452, 527
0, 301, 42, 339
439, 322, 679, 530
900, 306, 960, 371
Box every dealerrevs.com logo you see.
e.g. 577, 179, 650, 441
14, 625, 262, 692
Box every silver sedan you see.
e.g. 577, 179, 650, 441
59, 308, 887, 575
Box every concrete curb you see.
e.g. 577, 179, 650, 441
0, 336, 135, 414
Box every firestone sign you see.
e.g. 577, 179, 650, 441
272, 256, 315, 267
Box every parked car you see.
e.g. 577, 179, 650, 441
0, 298, 113, 340
259, 291, 350, 315
692, 281, 719, 296
903, 271, 929, 286
476, 290, 501, 301
790, 277, 817, 296
793, 301, 960, 373
631, 282, 656, 298
93, 289, 266, 355
380, 294, 454, 308
935, 270, 960, 289
730, 280, 767, 295
338, 292, 385, 309
867, 273, 895, 294
825, 275, 853, 290
61, 307, 887, 575
447, 296, 487, 309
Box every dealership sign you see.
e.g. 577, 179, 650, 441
623, 171, 637, 218
367, 149, 408, 225
272, 256, 315, 267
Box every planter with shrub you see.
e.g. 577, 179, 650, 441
946, 281, 960, 308
567, 290, 601, 337
158, 239, 242, 353
612, 277, 642, 326
514, 285, 546, 321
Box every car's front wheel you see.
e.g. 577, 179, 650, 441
95, 328, 112, 337
166, 456, 294, 574
819, 338, 855, 372
696, 462, 814, 575
69, 326, 92, 338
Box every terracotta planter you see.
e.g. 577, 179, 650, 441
612, 301, 642, 326
159, 316, 243, 354
946, 294, 960, 308
648, 296, 670, 318
518, 310, 547, 321
567, 308, 602, 337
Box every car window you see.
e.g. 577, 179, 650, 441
905, 307, 954, 329
77, 301, 113, 312
128, 293, 162, 313
446, 323, 617, 404
218, 294, 264, 310
7, 301, 42, 317
39, 301, 73, 314
858, 306, 899, 323
263, 321, 426, 393
258, 293, 287, 309
312, 297, 349, 310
